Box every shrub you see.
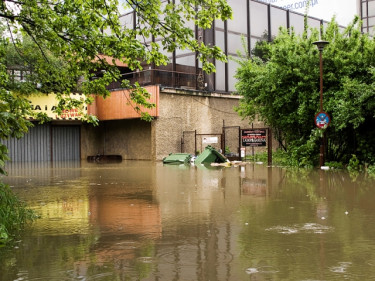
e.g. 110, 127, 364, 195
0, 182, 37, 246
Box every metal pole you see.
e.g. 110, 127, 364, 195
313, 40, 329, 167
319, 49, 324, 166
268, 128, 272, 166
319, 50, 323, 112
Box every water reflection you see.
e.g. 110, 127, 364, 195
1, 162, 375, 280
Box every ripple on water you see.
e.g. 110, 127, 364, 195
329, 262, 352, 273
245, 266, 279, 275
157, 245, 234, 266
137, 256, 156, 264
266, 223, 334, 234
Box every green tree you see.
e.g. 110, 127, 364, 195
236, 17, 375, 167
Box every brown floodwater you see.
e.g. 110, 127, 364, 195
1, 160, 375, 280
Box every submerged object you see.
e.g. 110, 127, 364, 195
194, 145, 228, 165
163, 153, 192, 165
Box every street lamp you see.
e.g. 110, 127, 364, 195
313, 40, 329, 167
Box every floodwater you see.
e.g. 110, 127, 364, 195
1, 161, 375, 281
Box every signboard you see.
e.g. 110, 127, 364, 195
202, 136, 218, 144
241, 129, 267, 147
315, 111, 330, 129
28, 93, 87, 120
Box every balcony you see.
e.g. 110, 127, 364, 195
106, 67, 204, 91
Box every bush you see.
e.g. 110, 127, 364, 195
0, 182, 37, 246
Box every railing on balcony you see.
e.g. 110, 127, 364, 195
106, 69, 204, 91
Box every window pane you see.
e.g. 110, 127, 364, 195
228, 59, 239, 92
215, 19, 224, 29
228, 33, 247, 56
215, 61, 225, 91
362, 2, 368, 17
307, 18, 321, 36
176, 55, 195, 67
119, 13, 134, 29
176, 48, 193, 56
227, 0, 248, 34
368, 16, 375, 26
271, 7, 287, 38
250, 1, 268, 38
369, 1, 375, 17
250, 37, 260, 51
289, 12, 305, 35
215, 30, 225, 50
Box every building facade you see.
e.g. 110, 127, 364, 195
118, 0, 334, 94
359, 0, 375, 35
5, 0, 343, 163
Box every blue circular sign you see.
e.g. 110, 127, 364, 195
315, 111, 330, 129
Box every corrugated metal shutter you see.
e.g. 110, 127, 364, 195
1, 124, 80, 162
52, 126, 80, 161
2, 124, 51, 162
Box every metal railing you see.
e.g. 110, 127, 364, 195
106, 69, 202, 90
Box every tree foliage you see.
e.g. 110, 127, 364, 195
236, 17, 375, 167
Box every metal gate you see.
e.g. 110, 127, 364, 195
223, 126, 240, 159
181, 130, 196, 154
2, 124, 80, 162
181, 130, 223, 155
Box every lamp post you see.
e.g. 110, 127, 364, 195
313, 40, 329, 167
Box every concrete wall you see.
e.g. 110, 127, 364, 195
152, 88, 264, 160
81, 119, 152, 160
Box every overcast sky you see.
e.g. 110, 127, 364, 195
271, 0, 358, 26
118, 0, 358, 27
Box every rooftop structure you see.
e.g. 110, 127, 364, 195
111, 0, 344, 94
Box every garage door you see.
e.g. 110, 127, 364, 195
2, 124, 80, 162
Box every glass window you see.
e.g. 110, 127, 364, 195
289, 12, 305, 35
13, 70, 21, 81
368, 16, 375, 26
176, 48, 193, 56
154, 39, 171, 58
176, 55, 196, 67
215, 61, 225, 91
136, 22, 152, 43
250, 1, 268, 38
270, 7, 287, 38
307, 18, 321, 36
119, 13, 134, 29
215, 30, 225, 50
362, 2, 368, 17
369, 1, 375, 17
228, 33, 247, 56
227, 0, 248, 34
215, 19, 224, 29
250, 37, 260, 52
228, 59, 239, 92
